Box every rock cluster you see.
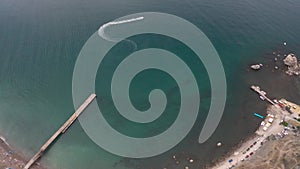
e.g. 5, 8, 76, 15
283, 53, 300, 75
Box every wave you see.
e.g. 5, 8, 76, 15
98, 16, 144, 50
98, 16, 144, 42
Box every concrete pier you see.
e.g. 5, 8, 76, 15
251, 85, 275, 105
24, 94, 96, 169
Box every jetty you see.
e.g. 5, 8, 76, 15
251, 85, 275, 105
24, 94, 96, 169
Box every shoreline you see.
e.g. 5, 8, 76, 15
209, 51, 300, 169
0, 52, 298, 169
210, 98, 300, 169
206, 134, 258, 168
211, 135, 260, 169
0, 135, 45, 169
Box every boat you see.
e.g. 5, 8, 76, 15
254, 112, 264, 119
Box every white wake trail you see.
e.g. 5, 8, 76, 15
98, 16, 144, 42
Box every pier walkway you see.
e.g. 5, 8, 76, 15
24, 94, 96, 169
251, 85, 275, 105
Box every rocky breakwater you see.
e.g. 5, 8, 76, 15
283, 53, 300, 75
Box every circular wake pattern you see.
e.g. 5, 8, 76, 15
72, 12, 226, 158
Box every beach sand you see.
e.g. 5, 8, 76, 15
0, 136, 44, 169
237, 134, 300, 169
210, 104, 297, 169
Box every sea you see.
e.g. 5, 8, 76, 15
0, 0, 299, 169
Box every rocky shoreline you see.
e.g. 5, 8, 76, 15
250, 53, 300, 76
283, 53, 300, 76
213, 50, 300, 169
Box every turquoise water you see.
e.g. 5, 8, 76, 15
0, 0, 300, 169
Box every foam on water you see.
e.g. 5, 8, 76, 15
98, 16, 144, 41
98, 17, 144, 50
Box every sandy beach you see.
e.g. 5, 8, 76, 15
238, 134, 300, 169
211, 99, 300, 169
0, 136, 44, 169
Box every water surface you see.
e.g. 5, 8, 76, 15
0, 0, 299, 168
